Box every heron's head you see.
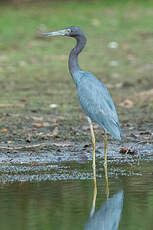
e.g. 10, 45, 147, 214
40, 26, 85, 38
66, 26, 85, 37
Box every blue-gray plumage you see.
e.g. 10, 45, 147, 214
41, 26, 121, 171
77, 71, 121, 140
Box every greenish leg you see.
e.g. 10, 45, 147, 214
104, 131, 107, 167
87, 117, 96, 185
104, 131, 109, 198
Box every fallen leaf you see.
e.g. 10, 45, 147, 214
1, 128, 8, 132
120, 147, 128, 154
31, 116, 44, 121
119, 99, 134, 108
32, 122, 50, 128
53, 142, 70, 147
120, 147, 138, 155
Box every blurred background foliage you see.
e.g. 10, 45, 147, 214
0, 0, 153, 123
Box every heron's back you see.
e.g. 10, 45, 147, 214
77, 71, 121, 140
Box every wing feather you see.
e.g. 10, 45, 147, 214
77, 71, 121, 140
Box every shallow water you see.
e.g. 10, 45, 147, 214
0, 156, 153, 230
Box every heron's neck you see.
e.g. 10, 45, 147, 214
68, 35, 86, 84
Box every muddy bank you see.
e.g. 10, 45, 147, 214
0, 114, 152, 183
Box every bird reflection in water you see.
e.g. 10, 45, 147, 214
90, 156, 110, 218
84, 190, 123, 230
84, 167, 123, 230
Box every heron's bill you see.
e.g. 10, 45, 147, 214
41, 29, 69, 37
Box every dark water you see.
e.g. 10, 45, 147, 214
0, 158, 153, 230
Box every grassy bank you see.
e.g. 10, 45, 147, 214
0, 0, 153, 127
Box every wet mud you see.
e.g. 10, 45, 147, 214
0, 112, 152, 183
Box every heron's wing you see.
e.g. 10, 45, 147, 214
77, 71, 121, 140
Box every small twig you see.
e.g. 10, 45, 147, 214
0, 141, 71, 150
0, 143, 50, 150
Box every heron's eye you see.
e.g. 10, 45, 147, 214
67, 29, 71, 34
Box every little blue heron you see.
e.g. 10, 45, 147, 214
41, 26, 121, 178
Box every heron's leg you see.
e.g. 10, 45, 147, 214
87, 117, 96, 183
104, 131, 107, 167
104, 131, 109, 198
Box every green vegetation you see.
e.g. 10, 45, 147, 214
0, 0, 153, 128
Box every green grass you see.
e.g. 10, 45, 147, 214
0, 0, 153, 122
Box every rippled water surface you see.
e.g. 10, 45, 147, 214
0, 156, 153, 230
